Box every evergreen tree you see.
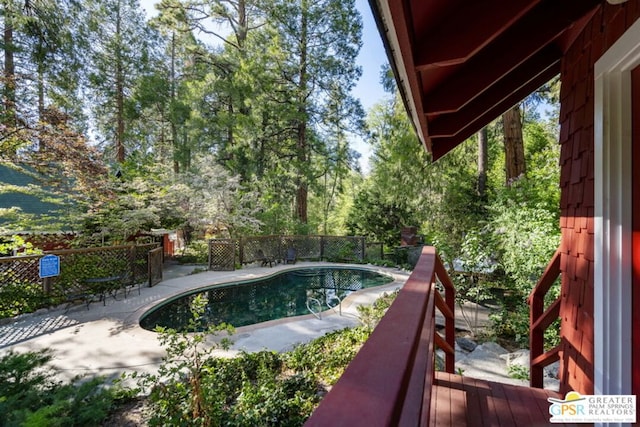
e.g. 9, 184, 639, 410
81, 0, 158, 163
502, 104, 526, 185
255, 0, 363, 225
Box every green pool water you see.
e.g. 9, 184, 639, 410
140, 267, 394, 331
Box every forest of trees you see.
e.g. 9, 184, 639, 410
2, 0, 563, 330
1, 0, 363, 239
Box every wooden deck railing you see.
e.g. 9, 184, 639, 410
305, 246, 456, 427
528, 249, 562, 388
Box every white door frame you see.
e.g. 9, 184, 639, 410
593, 17, 640, 398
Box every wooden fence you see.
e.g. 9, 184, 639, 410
0, 243, 160, 316
208, 235, 373, 271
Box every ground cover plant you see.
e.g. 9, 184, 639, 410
0, 350, 132, 427
127, 292, 396, 426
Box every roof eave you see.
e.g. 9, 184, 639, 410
368, 0, 430, 154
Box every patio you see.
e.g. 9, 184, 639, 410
0, 262, 408, 383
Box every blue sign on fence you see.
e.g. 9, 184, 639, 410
39, 254, 60, 278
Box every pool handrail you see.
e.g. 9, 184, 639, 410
325, 293, 342, 316
306, 297, 323, 319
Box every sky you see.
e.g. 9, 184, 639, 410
352, 0, 389, 111
351, 0, 389, 170
140, 0, 389, 171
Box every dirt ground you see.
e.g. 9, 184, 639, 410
102, 397, 149, 427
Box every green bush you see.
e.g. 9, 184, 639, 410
356, 290, 399, 329
0, 350, 124, 426
136, 290, 400, 426
56, 253, 128, 289
176, 240, 209, 264
0, 279, 49, 318
135, 295, 234, 426
508, 364, 530, 381
141, 342, 319, 426
284, 327, 371, 385
0, 251, 134, 319
229, 372, 318, 427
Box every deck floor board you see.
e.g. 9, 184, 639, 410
431, 372, 581, 426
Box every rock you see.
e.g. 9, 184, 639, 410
450, 340, 531, 386
455, 345, 526, 386
456, 336, 477, 352
478, 341, 508, 356
500, 349, 530, 368
545, 361, 560, 379
544, 377, 561, 391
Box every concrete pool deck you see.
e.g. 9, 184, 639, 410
0, 262, 410, 383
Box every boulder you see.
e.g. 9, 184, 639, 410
456, 336, 478, 352
479, 341, 508, 356
545, 361, 560, 379
500, 349, 530, 368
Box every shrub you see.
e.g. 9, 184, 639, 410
176, 240, 209, 264
140, 332, 319, 426
0, 279, 49, 318
0, 350, 124, 426
135, 295, 234, 426
229, 372, 318, 427
134, 291, 398, 426
356, 289, 399, 329
284, 327, 371, 385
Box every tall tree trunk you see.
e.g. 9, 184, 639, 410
2, 2, 16, 129
503, 104, 525, 185
37, 64, 46, 153
477, 127, 488, 198
295, 0, 309, 224
296, 119, 308, 224
115, 1, 125, 163
37, 66, 45, 120
183, 126, 190, 170
170, 32, 179, 174
236, 0, 247, 47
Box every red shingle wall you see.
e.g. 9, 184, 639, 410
558, 1, 640, 395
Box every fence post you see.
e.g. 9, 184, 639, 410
129, 245, 136, 283
42, 277, 52, 294
208, 239, 212, 270
360, 237, 365, 262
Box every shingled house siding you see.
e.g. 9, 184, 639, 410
558, 2, 640, 395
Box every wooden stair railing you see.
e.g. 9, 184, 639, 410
305, 246, 456, 427
528, 249, 562, 388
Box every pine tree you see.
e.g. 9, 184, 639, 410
81, 0, 157, 163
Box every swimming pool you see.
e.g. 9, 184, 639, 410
140, 267, 394, 331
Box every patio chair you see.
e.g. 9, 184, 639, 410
284, 247, 297, 264
256, 249, 274, 267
